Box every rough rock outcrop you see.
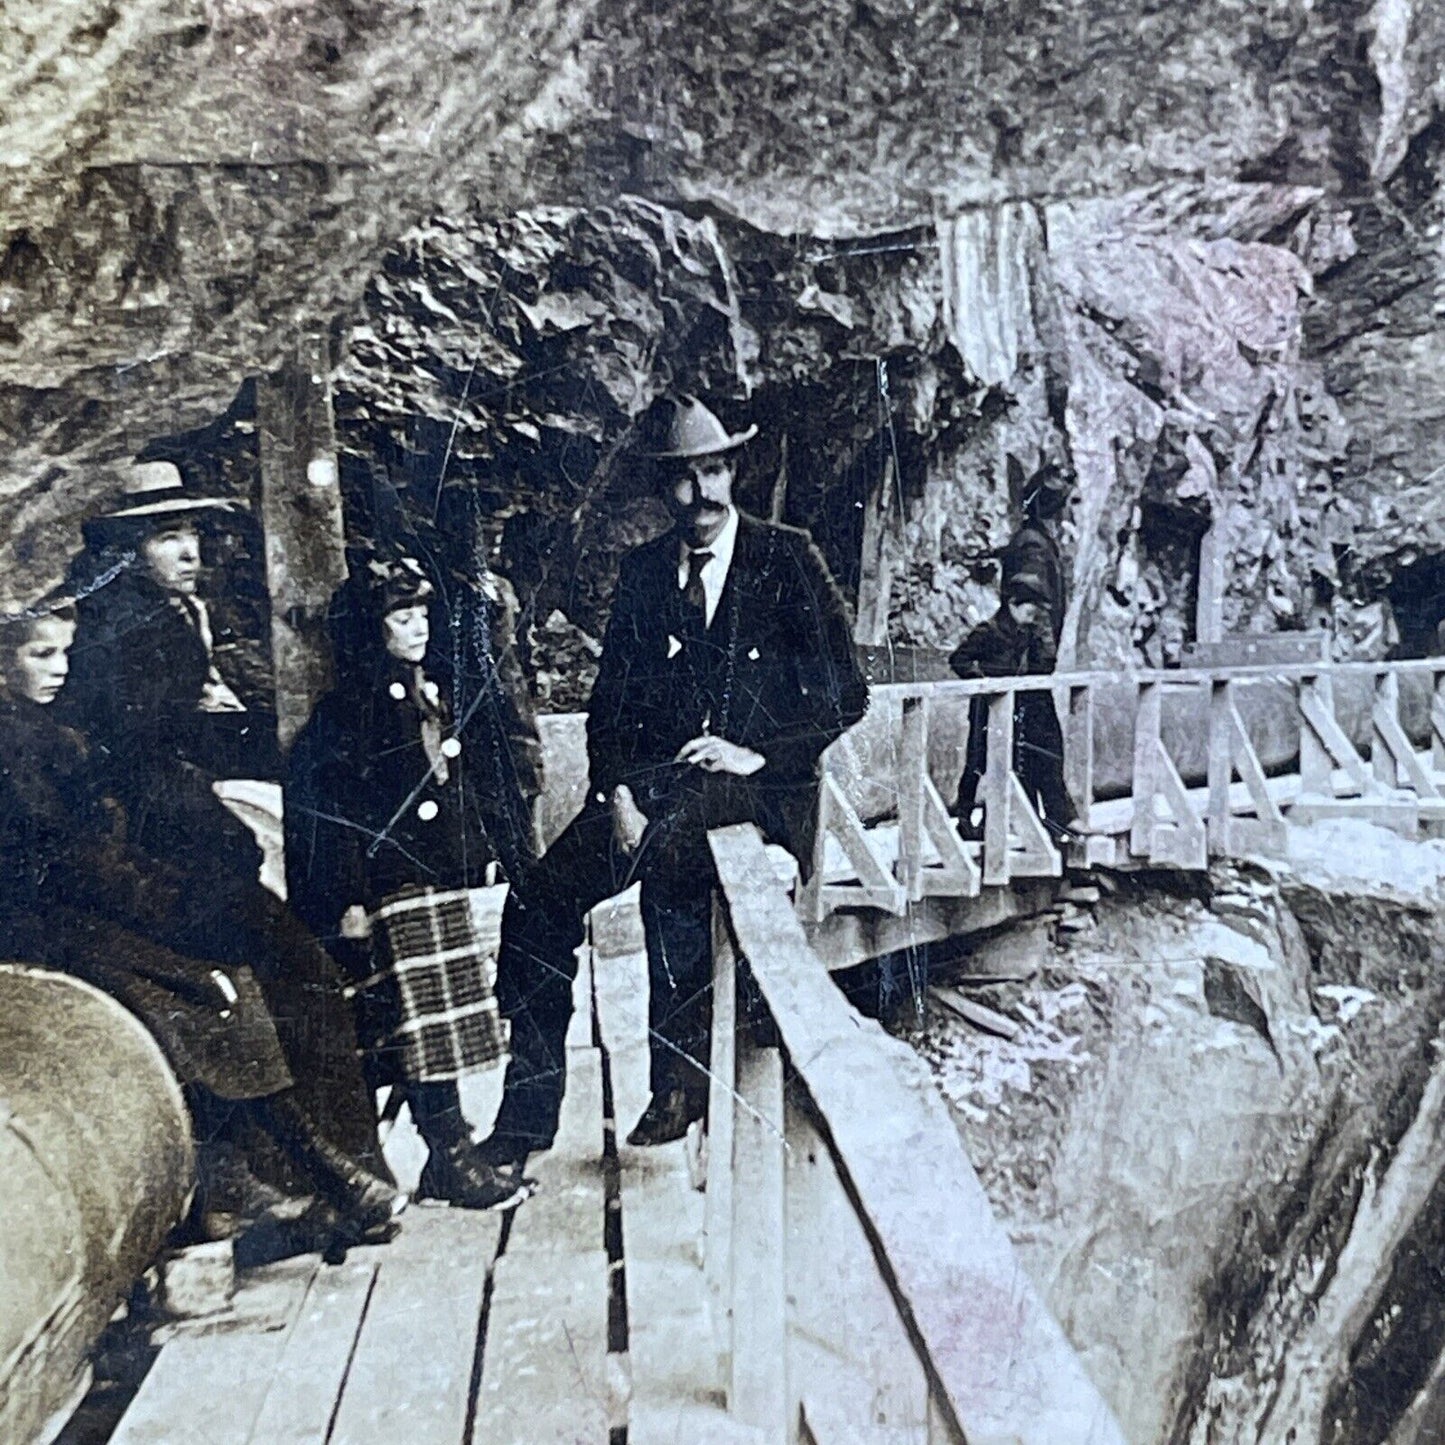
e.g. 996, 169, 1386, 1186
923, 820, 1445, 1443
7, 0, 1445, 649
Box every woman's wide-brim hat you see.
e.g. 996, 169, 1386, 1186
638, 395, 758, 461
95, 461, 237, 523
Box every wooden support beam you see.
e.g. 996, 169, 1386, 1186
1297, 673, 1336, 798
799, 776, 834, 925
257, 334, 348, 749
1065, 683, 1094, 827
1298, 674, 1373, 796
1006, 774, 1064, 878
919, 777, 982, 898
1208, 680, 1287, 858
704, 901, 738, 1383
819, 777, 907, 914
896, 695, 928, 899
1195, 521, 1225, 646
1373, 672, 1441, 798
1148, 743, 1208, 869
1433, 672, 1445, 776
1207, 680, 1234, 857
730, 1043, 788, 1443
895, 695, 980, 900
982, 692, 1015, 887
1131, 681, 1163, 856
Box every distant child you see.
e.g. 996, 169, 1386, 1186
949, 569, 1083, 844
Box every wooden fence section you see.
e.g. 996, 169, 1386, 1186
709, 823, 1129, 1445
804, 658, 1445, 916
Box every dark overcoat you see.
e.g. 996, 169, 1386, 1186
586, 512, 869, 860
284, 658, 535, 946
58, 567, 275, 878
0, 698, 291, 1100
998, 522, 1066, 643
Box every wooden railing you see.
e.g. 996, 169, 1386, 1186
803, 658, 1445, 915
706, 823, 1129, 1445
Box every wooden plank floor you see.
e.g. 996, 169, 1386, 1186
474, 1044, 612, 1444
106, 915, 708, 1445
590, 941, 743, 1445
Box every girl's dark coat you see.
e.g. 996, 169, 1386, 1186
284, 656, 532, 946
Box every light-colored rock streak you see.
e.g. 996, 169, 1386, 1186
1256, 1028, 1445, 1445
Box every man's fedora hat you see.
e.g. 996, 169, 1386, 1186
97, 460, 236, 523
638, 395, 758, 461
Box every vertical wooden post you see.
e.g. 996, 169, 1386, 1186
1373, 671, 1401, 789
854, 455, 896, 647
257, 334, 348, 750
896, 695, 928, 899
1433, 671, 1445, 776
981, 690, 1015, 887
799, 777, 832, 924
1207, 679, 1234, 857
705, 900, 738, 1380
1131, 681, 1163, 856
1195, 520, 1225, 646
730, 1039, 788, 1442
1064, 682, 1094, 827
1298, 673, 1336, 798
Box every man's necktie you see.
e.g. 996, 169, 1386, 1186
682, 549, 713, 631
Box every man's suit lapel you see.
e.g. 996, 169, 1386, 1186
712, 514, 763, 644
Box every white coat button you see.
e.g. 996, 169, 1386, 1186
389, 681, 406, 700
441, 737, 462, 758
417, 799, 439, 822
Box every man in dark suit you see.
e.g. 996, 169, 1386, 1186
479, 396, 868, 1160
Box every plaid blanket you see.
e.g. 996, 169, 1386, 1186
359, 886, 508, 1083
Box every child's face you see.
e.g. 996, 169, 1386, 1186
382, 603, 430, 664
1007, 599, 1042, 627
6, 617, 76, 705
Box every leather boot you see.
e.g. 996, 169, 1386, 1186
258, 1095, 406, 1236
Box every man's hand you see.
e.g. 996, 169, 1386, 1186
676, 736, 766, 776
611, 785, 650, 854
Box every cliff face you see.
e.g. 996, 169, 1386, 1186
7, 0, 1445, 658
925, 821, 1445, 1444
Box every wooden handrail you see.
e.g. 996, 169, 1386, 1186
869, 654, 1445, 699
708, 823, 1129, 1445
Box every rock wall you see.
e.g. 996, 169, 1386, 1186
7, 1, 1445, 659
923, 820, 1445, 1443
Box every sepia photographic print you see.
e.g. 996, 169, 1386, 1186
6, 3, 1445, 1443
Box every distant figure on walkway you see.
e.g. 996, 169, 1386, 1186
998, 460, 1067, 643
285, 553, 537, 1213
951, 463, 1083, 844
60, 460, 280, 887
478, 395, 868, 1165
0, 598, 402, 1261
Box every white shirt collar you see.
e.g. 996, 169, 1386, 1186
677, 506, 740, 627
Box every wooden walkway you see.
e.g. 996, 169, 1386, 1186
102, 654, 1445, 1445
109, 934, 752, 1445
